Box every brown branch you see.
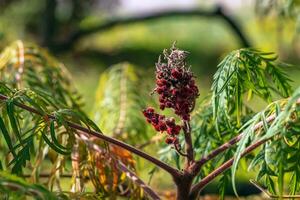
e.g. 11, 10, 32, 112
191, 97, 300, 176
0, 93, 182, 178
67, 121, 181, 177
51, 6, 250, 51
117, 161, 161, 200
173, 144, 188, 157
183, 121, 194, 167
190, 114, 276, 175
189, 138, 268, 199
192, 96, 300, 175
188, 98, 300, 198
22, 174, 73, 178
76, 131, 161, 200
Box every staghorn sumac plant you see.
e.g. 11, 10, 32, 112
142, 45, 300, 199
143, 45, 199, 166
0, 41, 299, 200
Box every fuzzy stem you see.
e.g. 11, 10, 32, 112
67, 121, 181, 176
183, 121, 194, 167
0, 93, 182, 178
76, 131, 161, 200
174, 144, 188, 157
22, 173, 73, 178
175, 177, 193, 200
192, 98, 300, 176
189, 138, 268, 199
190, 113, 277, 175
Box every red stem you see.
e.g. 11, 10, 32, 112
67, 121, 181, 176
174, 144, 188, 157
190, 113, 277, 175
76, 131, 161, 200
193, 98, 300, 175
2, 92, 299, 200
0, 94, 182, 177
183, 121, 194, 167
189, 138, 268, 198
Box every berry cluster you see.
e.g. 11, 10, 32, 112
143, 44, 199, 146
143, 107, 181, 145
154, 45, 199, 121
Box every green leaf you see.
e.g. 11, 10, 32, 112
50, 120, 70, 151
278, 155, 284, 198
93, 63, 149, 144
0, 116, 16, 157
212, 48, 293, 127
10, 137, 33, 175
0, 171, 58, 200
6, 100, 23, 145
41, 126, 71, 155
266, 175, 276, 195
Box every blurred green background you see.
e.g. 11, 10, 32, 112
1, 0, 299, 109
0, 0, 299, 197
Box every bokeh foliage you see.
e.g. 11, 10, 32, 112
0, 39, 299, 200
93, 63, 150, 145
0, 41, 149, 199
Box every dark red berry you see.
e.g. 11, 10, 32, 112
166, 127, 172, 135
174, 125, 181, 135
143, 45, 199, 148
173, 137, 179, 145
165, 102, 172, 108
166, 118, 175, 127
151, 117, 158, 124
156, 87, 163, 94
158, 115, 165, 120
171, 68, 182, 79
165, 137, 174, 144
159, 123, 167, 131
182, 114, 190, 121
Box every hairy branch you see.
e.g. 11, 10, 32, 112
51, 6, 250, 51
192, 97, 300, 175
189, 138, 268, 199
190, 113, 277, 175
22, 174, 73, 178
183, 121, 194, 167
0, 93, 182, 177
76, 131, 161, 200
174, 143, 188, 157
189, 98, 300, 198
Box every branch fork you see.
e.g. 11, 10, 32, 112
1, 93, 299, 199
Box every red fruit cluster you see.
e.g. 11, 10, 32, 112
143, 107, 181, 145
154, 46, 199, 121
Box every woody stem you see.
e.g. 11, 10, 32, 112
0, 93, 182, 178
174, 143, 188, 157
183, 120, 194, 167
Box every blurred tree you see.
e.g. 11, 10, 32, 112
40, 0, 120, 47
255, 0, 300, 57
0, 0, 250, 53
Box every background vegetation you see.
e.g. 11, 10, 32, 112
0, 0, 300, 199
